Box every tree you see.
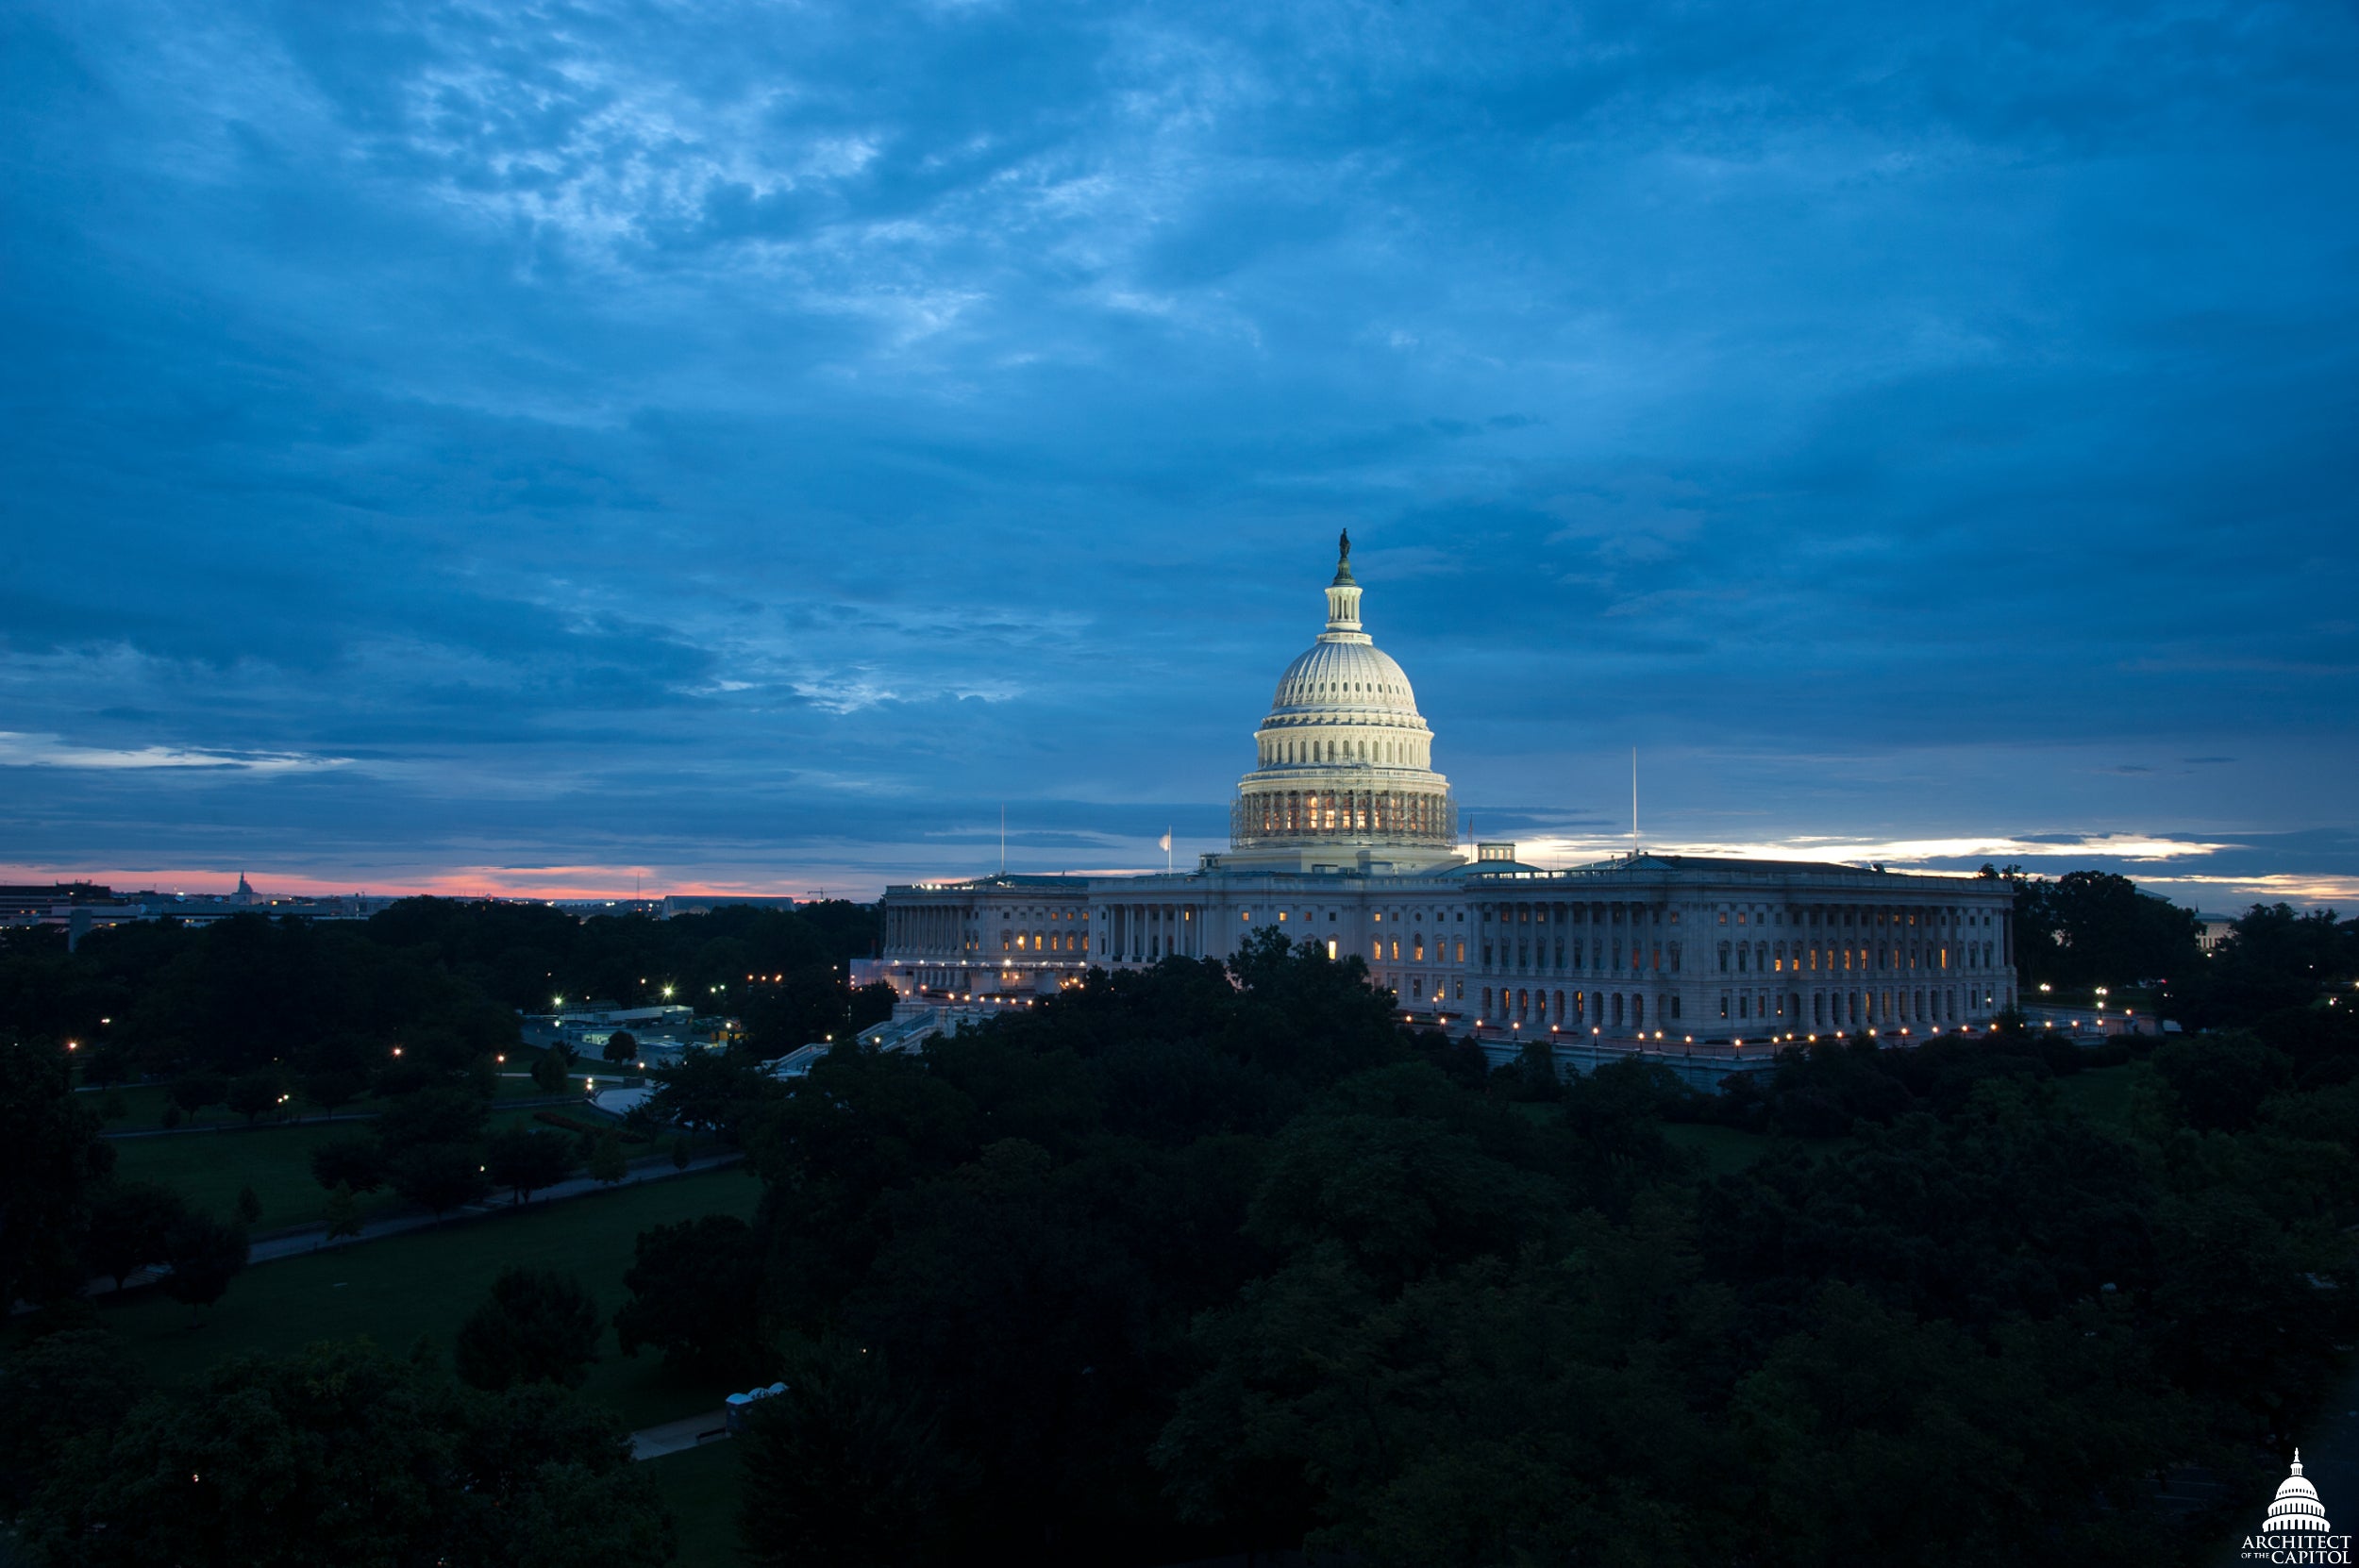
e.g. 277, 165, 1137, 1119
0, 1327, 144, 1511
299, 1065, 369, 1113
234, 1184, 263, 1226
587, 1131, 629, 1186
386, 1142, 491, 1221
225, 1071, 283, 1126
0, 1039, 117, 1306
309, 1134, 386, 1193
1499, 1037, 1563, 1101
453, 1383, 676, 1567
376, 1085, 489, 1151
159, 1211, 247, 1314
84, 1180, 190, 1293
486, 1126, 577, 1203
2196, 903, 2359, 1025
454, 1266, 603, 1392
616, 1215, 774, 1380
167, 1073, 226, 1119
324, 1181, 362, 1241
530, 1049, 569, 1093
2150, 1030, 2294, 1133
670, 1134, 692, 1171
603, 1028, 639, 1066
646, 1047, 786, 1143
2013, 870, 2202, 993
18, 1339, 672, 1568
739, 1341, 959, 1568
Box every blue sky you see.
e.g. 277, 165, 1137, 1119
4, 0, 2355, 905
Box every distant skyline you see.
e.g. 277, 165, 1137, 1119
6, 2, 2356, 908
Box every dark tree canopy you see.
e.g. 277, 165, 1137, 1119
454, 1266, 604, 1392
159, 1210, 247, 1312
703, 929, 2359, 1567
485, 1126, 578, 1203
385, 1143, 491, 1220
84, 1180, 189, 1292
2192, 903, 2359, 1024
615, 1215, 773, 1380
2010, 869, 2203, 992
309, 1135, 387, 1194
0, 1328, 144, 1512
18, 1340, 671, 1568
0, 896, 883, 1103
0, 1038, 116, 1306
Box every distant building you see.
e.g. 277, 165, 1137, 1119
877, 538, 2020, 1063
2196, 912, 2238, 954
659, 894, 805, 917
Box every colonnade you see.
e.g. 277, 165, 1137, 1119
1231, 787, 1455, 845
1096, 902, 1202, 964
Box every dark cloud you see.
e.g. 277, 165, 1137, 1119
2, 0, 2355, 896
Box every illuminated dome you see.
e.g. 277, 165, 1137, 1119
2266, 1453, 2332, 1533
1227, 533, 1459, 867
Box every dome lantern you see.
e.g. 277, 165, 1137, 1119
1324, 529, 1364, 634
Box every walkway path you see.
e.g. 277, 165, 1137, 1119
246, 1150, 747, 1264
629, 1410, 731, 1461
84, 1149, 746, 1297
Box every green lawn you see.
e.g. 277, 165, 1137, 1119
83, 1060, 570, 1130
644, 1440, 745, 1568
106, 1096, 676, 1232
1659, 1121, 1778, 1176
108, 1122, 403, 1230
96, 1166, 762, 1430
2055, 1061, 2143, 1129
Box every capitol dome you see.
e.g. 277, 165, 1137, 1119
2266, 1452, 2332, 1533
1226, 534, 1459, 867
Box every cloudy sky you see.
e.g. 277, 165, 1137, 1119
5, 0, 2355, 905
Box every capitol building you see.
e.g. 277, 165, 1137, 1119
876, 537, 2018, 1064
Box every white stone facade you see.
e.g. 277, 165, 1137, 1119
877, 541, 2018, 1046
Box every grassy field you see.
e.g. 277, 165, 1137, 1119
644, 1440, 745, 1568
2056, 1061, 2143, 1129
96, 1166, 763, 1430
82, 1064, 573, 1130
1659, 1121, 1780, 1175
108, 1122, 402, 1229
103, 1099, 638, 1230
